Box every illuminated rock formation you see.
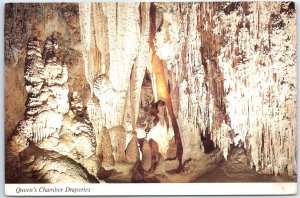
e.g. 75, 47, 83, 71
18, 143, 99, 183
6, 35, 100, 182
22, 36, 69, 142
6, 35, 69, 157
153, 2, 296, 176
80, 3, 143, 130
218, 2, 296, 176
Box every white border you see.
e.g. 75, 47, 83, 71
5, 183, 297, 196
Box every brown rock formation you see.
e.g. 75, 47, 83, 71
141, 139, 152, 172
100, 127, 115, 167
125, 132, 140, 164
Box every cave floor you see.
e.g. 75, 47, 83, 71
193, 147, 297, 183
193, 162, 296, 183
105, 163, 296, 183
104, 149, 296, 183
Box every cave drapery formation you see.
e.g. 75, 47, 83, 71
5, 2, 296, 183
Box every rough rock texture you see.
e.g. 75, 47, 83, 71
6, 35, 70, 182
131, 162, 161, 183
125, 132, 140, 164
218, 3, 296, 176
5, 6, 100, 182
23, 35, 68, 143
147, 101, 175, 159
101, 127, 115, 167
18, 143, 98, 183
135, 74, 175, 160
128, 3, 151, 128
194, 146, 296, 182
149, 139, 162, 171
81, 3, 146, 130
5, 3, 86, 140
141, 140, 152, 172
148, 3, 184, 169
108, 126, 126, 162
222, 147, 251, 177
5, 133, 28, 182
6, 35, 100, 183
52, 91, 99, 177
166, 138, 177, 160
153, 2, 296, 176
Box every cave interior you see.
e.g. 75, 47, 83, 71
4, 2, 297, 183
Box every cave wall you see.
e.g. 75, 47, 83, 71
5, 2, 296, 181
5, 3, 86, 140
4, 3, 100, 183
219, 3, 296, 176
153, 2, 296, 176
79, 3, 151, 131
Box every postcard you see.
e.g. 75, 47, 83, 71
4, 1, 297, 196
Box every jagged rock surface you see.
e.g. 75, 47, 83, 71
81, 3, 144, 131
5, 3, 85, 141
141, 140, 152, 172
153, 2, 296, 176
101, 127, 115, 167
53, 91, 99, 177
217, 2, 296, 176
18, 143, 99, 183
6, 35, 100, 183
125, 132, 140, 164
108, 126, 126, 162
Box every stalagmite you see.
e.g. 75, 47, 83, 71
19, 36, 69, 143
149, 139, 161, 171
101, 127, 115, 167
125, 132, 140, 163
108, 126, 126, 162
141, 139, 152, 171
130, 3, 151, 128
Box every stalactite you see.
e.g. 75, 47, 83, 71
79, 3, 92, 89
149, 3, 183, 170
83, 3, 142, 130
130, 3, 151, 128
155, 3, 225, 161
92, 3, 110, 76
153, 2, 296, 176
218, 2, 296, 175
